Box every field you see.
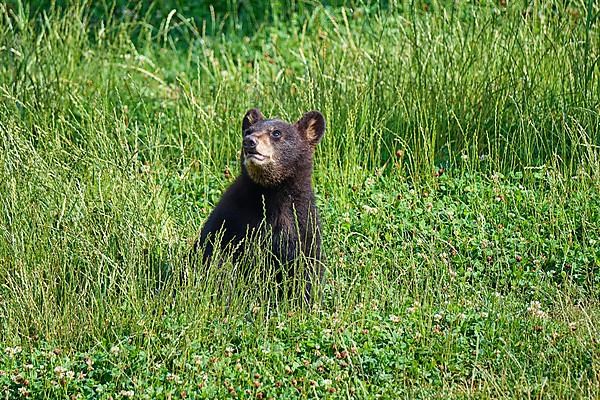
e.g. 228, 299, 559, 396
1, 0, 599, 398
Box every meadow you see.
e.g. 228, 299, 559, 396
1, 0, 599, 398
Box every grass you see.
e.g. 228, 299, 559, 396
1, 0, 599, 398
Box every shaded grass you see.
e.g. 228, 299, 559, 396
1, 0, 599, 398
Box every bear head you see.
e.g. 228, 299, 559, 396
240, 108, 325, 187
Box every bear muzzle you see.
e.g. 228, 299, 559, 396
244, 152, 267, 162
242, 131, 274, 164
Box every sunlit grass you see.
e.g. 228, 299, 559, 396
0, 0, 599, 398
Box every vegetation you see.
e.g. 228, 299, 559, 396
1, 0, 599, 398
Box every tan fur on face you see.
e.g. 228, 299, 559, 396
253, 131, 275, 159
243, 130, 283, 186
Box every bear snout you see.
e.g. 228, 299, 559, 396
243, 136, 258, 150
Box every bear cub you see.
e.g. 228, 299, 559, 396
197, 108, 325, 301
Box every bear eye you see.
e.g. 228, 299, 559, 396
271, 130, 282, 139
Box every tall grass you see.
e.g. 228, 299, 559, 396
0, 0, 599, 397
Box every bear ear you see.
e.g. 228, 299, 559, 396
242, 108, 264, 133
295, 111, 325, 146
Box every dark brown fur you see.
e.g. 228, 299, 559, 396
196, 109, 325, 302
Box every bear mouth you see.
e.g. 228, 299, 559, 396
244, 151, 266, 162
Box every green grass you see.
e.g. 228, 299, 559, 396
1, 0, 599, 398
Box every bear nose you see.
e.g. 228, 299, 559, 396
243, 136, 257, 150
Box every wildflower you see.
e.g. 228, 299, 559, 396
5, 346, 21, 359
332, 312, 341, 324
362, 205, 378, 214
527, 301, 547, 319
110, 346, 121, 356
65, 370, 75, 379
407, 305, 418, 313
119, 390, 134, 398
389, 315, 401, 323
18, 387, 30, 397
54, 366, 67, 378
569, 322, 577, 331
11, 373, 25, 384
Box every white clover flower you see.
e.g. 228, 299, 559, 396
5, 346, 22, 357
119, 389, 135, 398
54, 366, 67, 378
527, 301, 547, 318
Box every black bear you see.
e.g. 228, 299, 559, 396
196, 108, 325, 302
